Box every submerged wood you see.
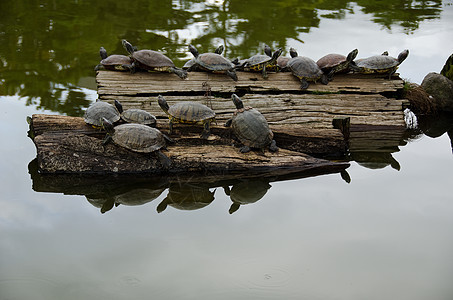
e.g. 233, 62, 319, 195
29, 114, 349, 174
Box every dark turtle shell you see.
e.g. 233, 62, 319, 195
287, 56, 324, 80
157, 184, 215, 213
231, 107, 274, 149
111, 123, 166, 153
188, 44, 237, 80
352, 50, 409, 76
168, 102, 216, 123
183, 45, 224, 70
84, 100, 120, 127
121, 109, 157, 126
99, 54, 133, 71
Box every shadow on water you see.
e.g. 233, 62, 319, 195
28, 158, 350, 214
0, 0, 443, 114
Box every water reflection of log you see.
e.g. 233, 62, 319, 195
28, 158, 350, 214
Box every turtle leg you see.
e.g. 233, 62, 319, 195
261, 65, 268, 79
156, 150, 172, 169
327, 69, 335, 81
122, 63, 134, 72
169, 118, 175, 135
94, 64, 103, 71
130, 62, 137, 74
102, 134, 112, 146
229, 203, 241, 214
171, 67, 188, 79
320, 74, 329, 85
299, 78, 309, 90
224, 118, 232, 127
268, 140, 279, 152
239, 145, 251, 153
200, 121, 211, 139
227, 70, 238, 81
388, 69, 396, 80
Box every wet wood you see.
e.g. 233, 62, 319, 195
29, 114, 349, 174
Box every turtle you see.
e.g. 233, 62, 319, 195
114, 100, 157, 127
187, 44, 238, 81
224, 179, 271, 214
102, 118, 172, 168
316, 48, 358, 80
350, 49, 409, 79
276, 55, 291, 71
94, 47, 134, 72
240, 45, 283, 78
84, 99, 121, 128
224, 94, 278, 153
183, 44, 224, 70
122, 39, 187, 79
157, 95, 216, 139
286, 48, 329, 89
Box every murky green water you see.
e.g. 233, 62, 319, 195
1, 1, 453, 299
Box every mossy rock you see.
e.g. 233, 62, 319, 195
421, 72, 453, 112
441, 54, 453, 82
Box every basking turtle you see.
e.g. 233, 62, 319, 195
225, 94, 278, 153
84, 99, 121, 128
102, 118, 172, 168
286, 48, 329, 89
240, 45, 283, 78
276, 55, 291, 71
316, 49, 358, 80
187, 44, 238, 81
94, 47, 133, 72
157, 95, 216, 139
114, 100, 156, 127
350, 49, 409, 79
183, 44, 224, 70
122, 39, 187, 79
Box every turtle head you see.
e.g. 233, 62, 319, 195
188, 44, 199, 58
99, 47, 108, 60
114, 100, 123, 114
214, 45, 224, 55
122, 39, 135, 55
157, 95, 170, 112
347, 49, 358, 62
231, 94, 244, 109
272, 48, 283, 60
264, 45, 272, 57
101, 117, 115, 134
289, 47, 298, 58
398, 49, 409, 63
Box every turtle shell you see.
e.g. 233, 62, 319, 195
196, 53, 235, 71
354, 50, 409, 73
317, 54, 348, 71
287, 56, 324, 80
121, 108, 156, 126
100, 55, 133, 71
84, 101, 120, 127
168, 102, 215, 124
132, 50, 175, 70
231, 107, 273, 149
111, 123, 166, 153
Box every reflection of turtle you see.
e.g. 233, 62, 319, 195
351, 151, 400, 171
224, 180, 271, 214
240, 45, 283, 78
158, 95, 216, 139
157, 184, 216, 213
183, 45, 224, 70
225, 94, 278, 153
114, 100, 156, 127
286, 48, 329, 89
84, 99, 121, 128
187, 44, 238, 81
94, 47, 133, 71
114, 187, 166, 206
316, 49, 358, 80
102, 118, 172, 168
122, 39, 187, 79
350, 49, 409, 79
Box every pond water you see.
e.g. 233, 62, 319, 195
1, 1, 453, 299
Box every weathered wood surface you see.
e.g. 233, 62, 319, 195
29, 114, 350, 174
96, 71, 405, 94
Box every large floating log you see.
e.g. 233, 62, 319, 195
29, 114, 349, 174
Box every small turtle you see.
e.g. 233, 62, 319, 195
350, 49, 409, 79
84, 99, 121, 128
94, 47, 134, 72
114, 100, 156, 127
102, 118, 172, 168
240, 45, 283, 78
187, 44, 238, 81
316, 49, 358, 80
158, 95, 216, 139
225, 94, 278, 153
183, 44, 224, 70
122, 39, 187, 79
286, 48, 329, 89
